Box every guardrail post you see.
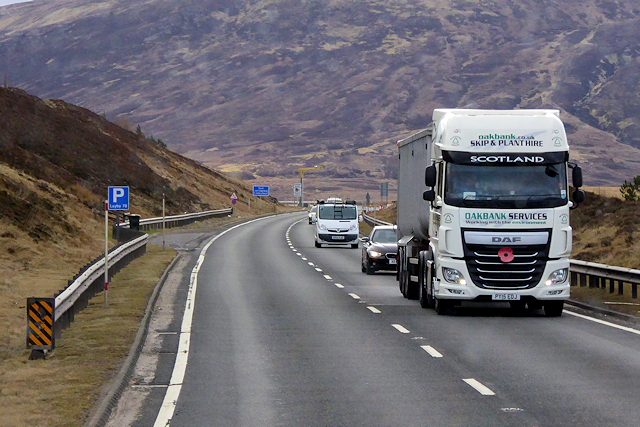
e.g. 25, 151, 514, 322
618, 280, 624, 296
633, 283, 638, 299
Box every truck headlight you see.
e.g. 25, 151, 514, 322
442, 267, 467, 285
545, 268, 569, 286
368, 250, 383, 258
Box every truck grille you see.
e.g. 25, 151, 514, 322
462, 231, 550, 290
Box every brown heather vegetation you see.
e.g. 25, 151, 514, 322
0, 87, 290, 425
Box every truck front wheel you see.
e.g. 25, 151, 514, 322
544, 301, 564, 317
434, 297, 451, 315
418, 252, 434, 309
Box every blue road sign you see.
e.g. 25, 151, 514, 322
252, 186, 269, 197
108, 186, 130, 210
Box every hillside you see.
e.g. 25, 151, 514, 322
1, 0, 640, 201
0, 86, 273, 359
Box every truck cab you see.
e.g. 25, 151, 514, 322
314, 200, 362, 248
397, 109, 585, 316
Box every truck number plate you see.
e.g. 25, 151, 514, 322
389, 259, 397, 265
492, 293, 520, 301
333, 236, 345, 240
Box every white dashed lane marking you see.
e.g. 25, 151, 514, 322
463, 378, 495, 396
421, 345, 443, 358
392, 324, 410, 334
367, 306, 381, 314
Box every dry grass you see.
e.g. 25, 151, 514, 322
0, 244, 176, 427
582, 186, 623, 199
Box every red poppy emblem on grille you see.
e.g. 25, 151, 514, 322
498, 247, 514, 263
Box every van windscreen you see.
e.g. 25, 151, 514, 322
318, 205, 357, 220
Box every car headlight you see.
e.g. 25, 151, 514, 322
545, 268, 569, 286
319, 223, 328, 231
442, 267, 467, 285
368, 250, 383, 258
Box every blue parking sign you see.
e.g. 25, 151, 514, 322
108, 186, 129, 210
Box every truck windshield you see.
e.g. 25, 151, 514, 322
444, 163, 568, 208
318, 205, 358, 220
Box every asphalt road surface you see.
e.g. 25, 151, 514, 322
109, 213, 640, 427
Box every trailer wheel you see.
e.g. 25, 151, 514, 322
544, 301, 564, 317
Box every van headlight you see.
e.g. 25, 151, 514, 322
442, 267, 467, 285
319, 223, 328, 231
545, 268, 569, 286
349, 224, 357, 231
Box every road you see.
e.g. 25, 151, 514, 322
109, 213, 640, 427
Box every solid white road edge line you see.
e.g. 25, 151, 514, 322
421, 345, 443, 358
392, 324, 410, 334
153, 216, 275, 427
564, 309, 640, 335
463, 378, 495, 396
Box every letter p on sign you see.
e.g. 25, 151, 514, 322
108, 186, 130, 210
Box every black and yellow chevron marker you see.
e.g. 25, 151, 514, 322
26, 297, 55, 350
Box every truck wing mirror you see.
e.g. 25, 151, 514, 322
572, 165, 583, 188
423, 190, 435, 202
425, 165, 436, 187
572, 189, 585, 204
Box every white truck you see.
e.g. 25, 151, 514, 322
396, 109, 585, 316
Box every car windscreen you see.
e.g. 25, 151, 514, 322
318, 205, 357, 220
371, 229, 397, 243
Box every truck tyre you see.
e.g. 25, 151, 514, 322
544, 301, 564, 317
434, 297, 451, 315
419, 252, 435, 309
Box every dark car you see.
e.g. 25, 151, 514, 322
361, 225, 398, 275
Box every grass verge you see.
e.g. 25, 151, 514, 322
0, 244, 176, 427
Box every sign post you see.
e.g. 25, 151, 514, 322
104, 200, 109, 308
162, 193, 165, 251
106, 186, 130, 308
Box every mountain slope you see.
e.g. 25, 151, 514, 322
1, 0, 640, 199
